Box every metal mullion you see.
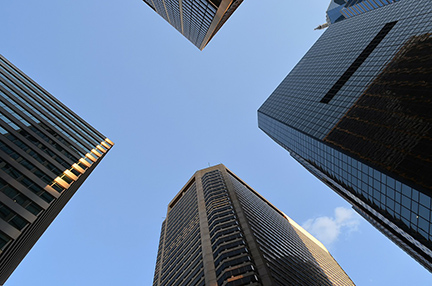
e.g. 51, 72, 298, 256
0, 87, 80, 162
368, 0, 380, 8
0, 192, 36, 225
0, 133, 60, 181
0, 216, 20, 240
0, 169, 49, 211
0, 149, 59, 199
0, 78, 89, 155
0, 146, 55, 189
0, 71, 96, 150
0, 70, 94, 151
160, 0, 172, 24
0, 101, 70, 173
0, 123, 77, 170
179, 0, 184, 34
199, 0, 232, 50
0, 57, 105, 143
0, 103, 79, 165
149, 0, 157, 11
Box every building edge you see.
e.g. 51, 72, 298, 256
0, 148, 112, 285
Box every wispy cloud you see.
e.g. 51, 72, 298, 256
302, 207, 360, 246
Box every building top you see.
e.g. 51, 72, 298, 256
155, 164, 354, 285
168, 164, 330, 253
326, 0, 401, 25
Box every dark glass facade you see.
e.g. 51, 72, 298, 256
142, 0, 243, 50
258, 0, 432, 272
0, 55, 114, 284
326, 0, 401, 24
153, 165, 354, 285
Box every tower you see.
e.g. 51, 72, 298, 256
0, 55, 113, 283
153, 164, 354, 285
142, 0, 243, 50
258, 0, 432, 271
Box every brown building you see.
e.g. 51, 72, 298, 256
153, 164, 354, 286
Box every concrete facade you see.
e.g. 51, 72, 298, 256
153, 164, 354, 285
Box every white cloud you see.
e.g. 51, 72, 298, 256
302, 207, 360, 246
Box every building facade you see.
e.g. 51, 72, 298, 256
258, 0, 432, 271
142, 0, 243, 49
153, 164, 354, 286
0, 55, 113, 284
325, 0, 402, 24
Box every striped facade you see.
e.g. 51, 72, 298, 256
0, 55, 113, 284
153, 165, 354, 286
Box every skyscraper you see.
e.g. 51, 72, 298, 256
0, 55, 114, 284
153, 164, 354, 286
258, 0, 432, 272
142, 0, 243, 50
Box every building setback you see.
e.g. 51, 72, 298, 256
153, 164, 354, 286
258, 0, 432, 272
142, 0, 243, 50
0, 55, 114, 284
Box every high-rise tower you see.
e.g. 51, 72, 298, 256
153, 164, 354, 286
142, 0, 243, 50
258, 0, 432, 272
0, 55, 113, 284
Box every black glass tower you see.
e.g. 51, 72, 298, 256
258, 0, 432, 272
142, 0, 243, 49
0, 55, 113, 284
153, 164, 354, 286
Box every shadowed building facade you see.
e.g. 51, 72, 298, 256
0, 55, 114, 284
153, 164, 354, 286
142, 0, 243, 50
258, 0, 432, 272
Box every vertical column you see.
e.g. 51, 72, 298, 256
153, 220, 167, 286
220, 168, 274, 286
195, 170, 217, 286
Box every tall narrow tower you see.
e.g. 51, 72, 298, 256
258, 0, 432, 272
0, 55, 113, 284
153, 164, 354, 286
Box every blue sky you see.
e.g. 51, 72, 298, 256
1, 0, 431, 285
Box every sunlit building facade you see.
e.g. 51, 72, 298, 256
142, 0, 243, 49
258, 0, 432, 272
0, 55, 114, 284
153, 164, 354, 286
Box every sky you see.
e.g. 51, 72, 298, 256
1, 0, 431, 285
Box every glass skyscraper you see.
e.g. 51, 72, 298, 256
153, 164, 354, 286
0, 55, 113, 284
258, 0, 432, 272
142, 0, 243, 49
